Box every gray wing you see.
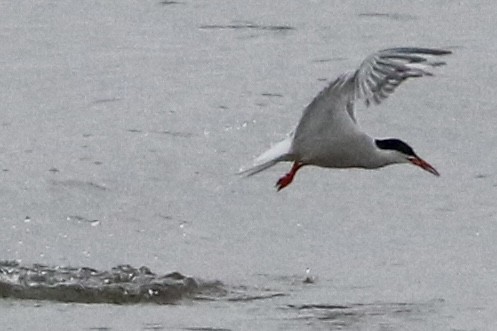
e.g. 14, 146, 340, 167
352, 47, 451, 107
298, 47, 451, 127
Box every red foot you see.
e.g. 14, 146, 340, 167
276, 173, 294, 191
275, 162, 304, 191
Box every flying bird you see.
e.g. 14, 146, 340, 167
240, 47, 451, 191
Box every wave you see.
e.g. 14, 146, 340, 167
0, 260, 225, 304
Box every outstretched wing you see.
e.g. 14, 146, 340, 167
352, 47, 451, 107
296, 47, 452, 138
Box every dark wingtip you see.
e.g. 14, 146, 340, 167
423, 48, 452, 55
385, 47, 452, 56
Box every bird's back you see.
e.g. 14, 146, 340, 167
291, 76, 366, 167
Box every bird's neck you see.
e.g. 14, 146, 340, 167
346, 135, 396, 169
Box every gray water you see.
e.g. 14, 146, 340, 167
1, 0, 496, 330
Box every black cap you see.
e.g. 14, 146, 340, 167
375, 138, 417, 157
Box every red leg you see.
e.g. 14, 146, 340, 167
276, 162, 304, 191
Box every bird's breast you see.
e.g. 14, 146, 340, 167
293, 132, 377, 169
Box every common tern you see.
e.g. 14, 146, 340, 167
241, 47, 451, 191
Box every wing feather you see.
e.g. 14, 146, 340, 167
307, 47, 450, 117
293, 47, 451, 146
355, 47, 451, 107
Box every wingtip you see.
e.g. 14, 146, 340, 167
385, 47, 452, 56
428, 48, 452, 56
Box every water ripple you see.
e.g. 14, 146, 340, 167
199, 22, 294, 32
358, 12, 418, 21
0, 261, 286, 305
287, 299, 444, 330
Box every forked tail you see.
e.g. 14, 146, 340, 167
239, 135, 293, 177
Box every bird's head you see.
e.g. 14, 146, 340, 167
375, 138, 440, 176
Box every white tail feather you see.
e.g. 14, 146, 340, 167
239, 136, 293, 177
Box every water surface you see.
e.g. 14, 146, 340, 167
1, 0, 496, 330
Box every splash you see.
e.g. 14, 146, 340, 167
0, 261, 224, 304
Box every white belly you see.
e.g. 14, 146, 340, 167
293, 132, 378, 169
